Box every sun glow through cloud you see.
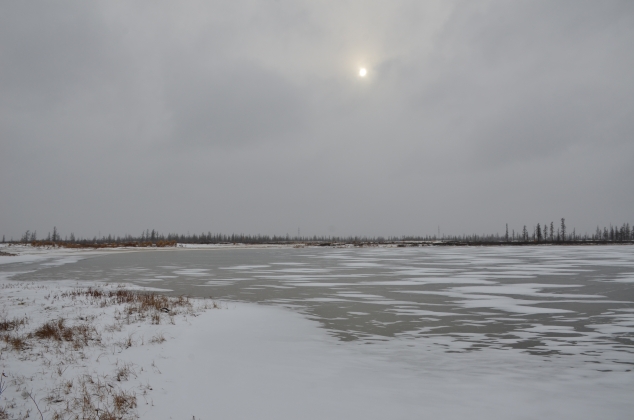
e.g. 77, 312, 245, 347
359, 67, 367, 77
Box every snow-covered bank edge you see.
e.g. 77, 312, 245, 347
0, 273, 222, 419
0, 243, 319, 267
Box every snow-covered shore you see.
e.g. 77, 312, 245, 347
1, 246, 633, 419
0, 268, 220, 419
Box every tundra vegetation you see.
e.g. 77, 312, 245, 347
0, 281, 219, 420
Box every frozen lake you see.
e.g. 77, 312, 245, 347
3, 245, 634, 418
7, 245, 634, 364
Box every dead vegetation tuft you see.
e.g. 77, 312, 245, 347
49, 373, 138, 420
33, 318, 98, 349
114, 362, 136, 382
34, 318, 69, 341
2, 334, 28, 351
149, 332, 166, 344
62, 288, 194, 319
0, 316, 28, 332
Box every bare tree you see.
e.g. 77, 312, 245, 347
550, 222, 555, 242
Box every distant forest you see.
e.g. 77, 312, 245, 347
3, 219, 633, 247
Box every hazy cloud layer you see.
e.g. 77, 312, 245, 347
1, 1, 633, 239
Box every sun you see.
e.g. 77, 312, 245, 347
359, 67, 367, 77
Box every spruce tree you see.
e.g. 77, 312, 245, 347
550, 222, 555, 242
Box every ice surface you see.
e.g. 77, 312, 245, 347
2, 244, 634, 419
131, 303, 632, 420
172, 268, 212, 276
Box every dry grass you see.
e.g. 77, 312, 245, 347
0, 316, 28, 332
0, 289, 195, 355
33, 318, 98, 350
149, 332, 166, 344
34, 318, 69, 341
114, 362, 135, 382
62, 288, 193, 315
1, 288, 195, 355
52, 288, 197, 330
49, 373, 138, 420
1, 284, 219, 419
1, 334, 28, 351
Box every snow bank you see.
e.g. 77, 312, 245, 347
134, 302, 631, 420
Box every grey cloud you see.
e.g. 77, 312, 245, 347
404, 0, 634, 167
165, 61, 307, 149
0, 2, 114, 110
1, 1, 633, 239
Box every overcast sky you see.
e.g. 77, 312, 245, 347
1, 1, 633, 240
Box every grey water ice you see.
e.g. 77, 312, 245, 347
3, 245, 634, 418
7, 246, 634, 366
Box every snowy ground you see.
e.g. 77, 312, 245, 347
0, 264, 218, 418
1, 245, 633, 419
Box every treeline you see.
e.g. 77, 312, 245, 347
500, 218, 633, 243
4, 228, 176, 248
410, 219, 633, 244
2, 219, 633, 247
